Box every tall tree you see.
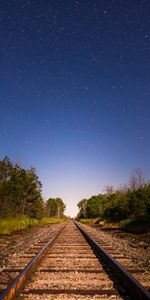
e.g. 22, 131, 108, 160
0, 156, 13, 216
46, 197, 66, 218
55, 198, 65, 218
46, 198, 57, 217
0, 156, 44, 218
77, 199, 88, 218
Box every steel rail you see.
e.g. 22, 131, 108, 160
75, 221, 150, 300
0, 222, 67, 300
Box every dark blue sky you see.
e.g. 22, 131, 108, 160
0, 0, 150, 216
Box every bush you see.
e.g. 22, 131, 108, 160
120, 217, 150, 233
0, 217, 29, 234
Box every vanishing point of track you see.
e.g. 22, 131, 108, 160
0, 221, 150, 300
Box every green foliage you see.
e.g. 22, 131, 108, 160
120, 218, 150, 233
77, 195, 108, 219
39, 217, 66, 224
79, 218, 98, 224
103, 192, 130, 221
77, 199, 88, 218
0, 156, 67, 226
86, 195, 107, 218
0, 217, 30, 234
46, 198, 57, 216
46, 197, 66, 218
0, 216, 66, 234
126, 185, 150, 218
77, 178, 150, 230
0, 156, 44, 219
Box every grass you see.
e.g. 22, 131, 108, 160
0, 217, 30, 234
79, 217, 150, 233
79, 218, 120, 228
0, 216, 66, 235
120, 217, 150, 233
79, 216, 150, 233
79, 218, 98, 224
38, 217, 66, 224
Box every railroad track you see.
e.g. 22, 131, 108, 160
0, 223, 63, 274
0, 221, 149, 300
79, 223, 150, 290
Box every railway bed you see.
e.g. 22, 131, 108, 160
0, 221, 149, 300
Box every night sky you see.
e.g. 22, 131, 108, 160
0, 0, 150, 216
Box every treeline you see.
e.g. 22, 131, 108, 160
0, 156, 65, 219
77, 169, 150, 224
46, 198, 66, 218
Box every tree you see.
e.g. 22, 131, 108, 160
0, 156, 13, 216
46, 197, 66, 218
77, 199, 87, 218
55, 198, 65, 218
0, 156, 44, 218
103, 185, 114, 196
46, 198, 57, 217
86, 196, 101, 218
77, 169, 150, 223
0, 156, 13, 181
129, 168, 145, 191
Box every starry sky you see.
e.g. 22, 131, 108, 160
0, 0, 150, 217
